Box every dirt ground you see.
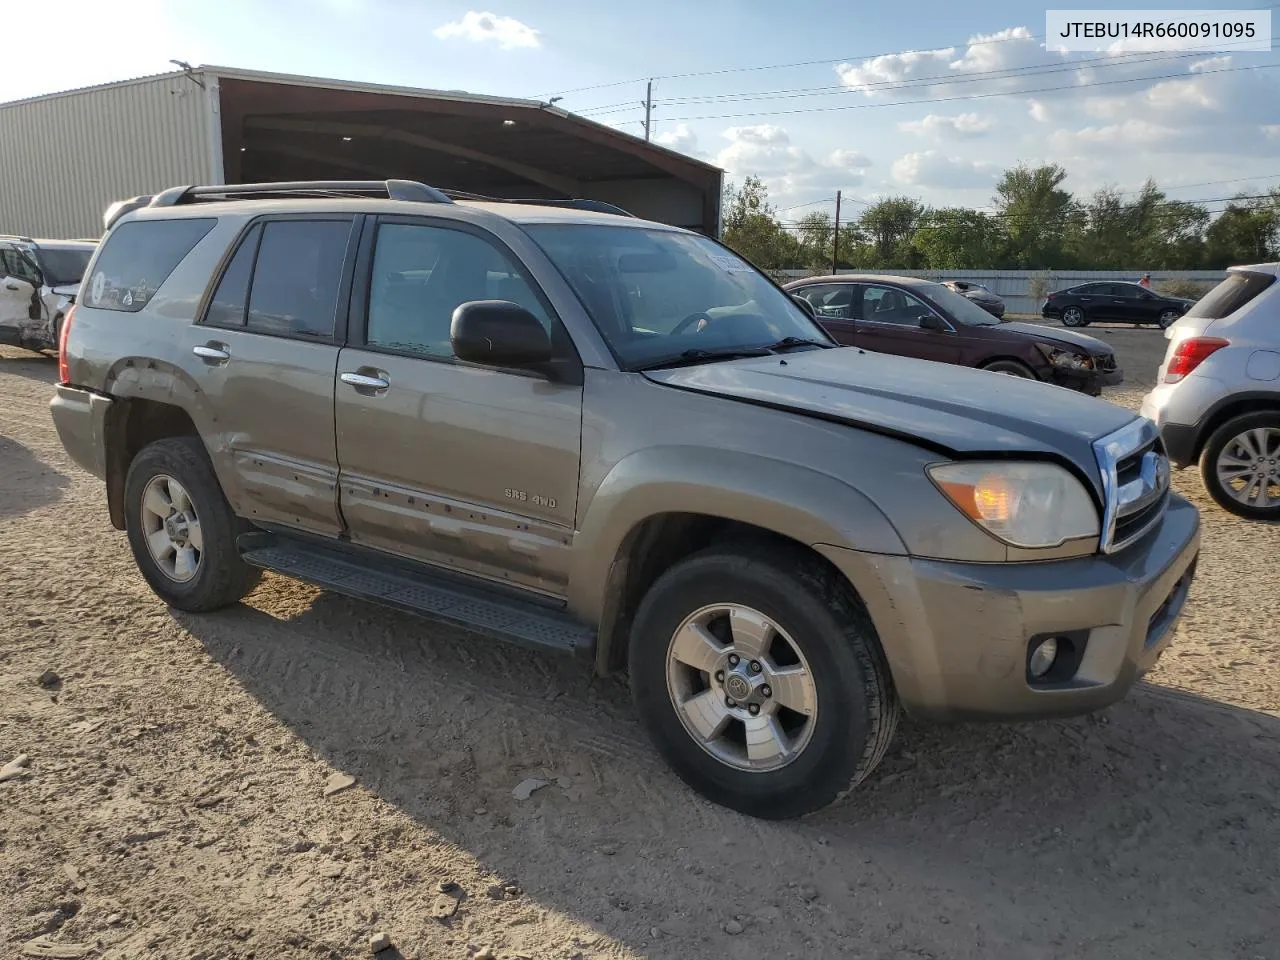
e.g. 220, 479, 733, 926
2, 326, 1278, 960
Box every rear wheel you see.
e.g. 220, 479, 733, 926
983, 358, 1038, 379
124, 437, 261, 611
1199, 413, 1280, 520
628, 545, 899, 819
1062, 306, 1087, 327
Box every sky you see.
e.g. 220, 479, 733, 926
7, 1, 1280, 223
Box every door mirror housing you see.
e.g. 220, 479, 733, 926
451, 300, 552, 370
918, 312, 947, 332
791, 294, 817, 319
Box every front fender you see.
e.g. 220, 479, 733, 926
567, 445, 908, 624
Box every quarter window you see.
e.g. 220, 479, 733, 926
365, 223, 550, 359
82, 218, 215, 312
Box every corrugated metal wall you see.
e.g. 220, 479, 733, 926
0, 75, 219, 238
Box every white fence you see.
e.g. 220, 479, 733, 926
774, 269, 1228, 315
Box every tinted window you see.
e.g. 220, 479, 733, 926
1186, 271, 1275, 320
1074, 283, 1108, 295
859, 284, 933, 326
246, 220, 351, 338
205, 225, 261, 328
83, 218, 215, 312
917, 281, 1000, 326
366, 223, 550, 358
38, 247, 94, 285
2, 247, 42, 285
793, 283, 854, 319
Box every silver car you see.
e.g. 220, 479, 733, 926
1141, 263, 1280, 520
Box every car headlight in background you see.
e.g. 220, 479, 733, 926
927, 461, 1099, 548
1036, 344, 1094, 371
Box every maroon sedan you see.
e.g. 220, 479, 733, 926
785, 274, 1123, 396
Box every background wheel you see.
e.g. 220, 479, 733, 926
124, 437, 261, 611
628, 543, 899, 819
1158, 310, 1180, 329
983, 359, 1038, 379
1061, 306, 1087, 327
1199, 413, 1280, 520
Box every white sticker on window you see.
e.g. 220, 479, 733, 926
90, 271, 106, 304
710, 254, 753, 274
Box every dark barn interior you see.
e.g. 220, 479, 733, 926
213, 73, 722, 234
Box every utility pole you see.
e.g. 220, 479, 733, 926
643, 79, 653, 141
831, 190, 842, 275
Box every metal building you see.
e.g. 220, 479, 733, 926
0, 66, 722, 239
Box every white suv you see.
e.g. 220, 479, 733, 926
1141, 264, 1280, 520
0, 236, 97, 352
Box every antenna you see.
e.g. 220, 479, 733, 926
169, 60, 205, 89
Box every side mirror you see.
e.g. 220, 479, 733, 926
791, 294, 817, 319
451, 300, 552, 369
918, 313, 947, 331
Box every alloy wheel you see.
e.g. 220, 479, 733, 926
1215, 427, 1280, 510
140, 474, 204, 582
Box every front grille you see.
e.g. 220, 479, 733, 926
1094, 419, 1170, 553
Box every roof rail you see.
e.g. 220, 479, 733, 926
0, 234, 36, 244
148, 180, 453, 207
439, 190, 635, 218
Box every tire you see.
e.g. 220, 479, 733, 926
124, 437, 262, 611
1158, 310, 1180, 329
1198, 412, 1280, 521
983, 358, 1038, 379
1061, 306, 1087, 327
628, 544, 899, 819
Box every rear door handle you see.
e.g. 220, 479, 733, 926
193, 343, 230, 364
4, 282, 19, 291
340, 371, 390, 391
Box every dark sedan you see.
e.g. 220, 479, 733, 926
942, 279, 1005, 318
786, 274, 1123, 396
1041, 281, 1193, 329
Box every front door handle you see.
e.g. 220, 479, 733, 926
340, 371, 390, 391
193, 343, 230, 364
4, 282, 19, 291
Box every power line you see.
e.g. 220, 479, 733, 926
661, 60, 1280, 122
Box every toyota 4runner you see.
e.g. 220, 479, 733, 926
51, 180, 1201, 819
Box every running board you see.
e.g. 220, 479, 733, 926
239, 536, 594, 656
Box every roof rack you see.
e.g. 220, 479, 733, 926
0, 234, 36, 244
440, 190, 635, 218
150, 179, 454, 207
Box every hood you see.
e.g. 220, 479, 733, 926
996, 321, 1113, 355
643, 348, 1135, 470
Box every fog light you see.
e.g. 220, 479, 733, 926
1029, 637, 1060, 678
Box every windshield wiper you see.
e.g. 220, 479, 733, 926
632, 346, 774, 371
763, 336, 834, 351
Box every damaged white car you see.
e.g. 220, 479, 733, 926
0, 236, 96, 352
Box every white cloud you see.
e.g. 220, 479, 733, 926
432, 11, 540, 50
898, 112, 995, 138
1056, 120, 1180, 147
715, 125, 871, 207
890, 151, 997, 189
655, 123, 699, 155
1028, 100, 1053, 123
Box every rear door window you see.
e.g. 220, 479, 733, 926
245, 220, 353, 338
1186, 271, 1275, 320
82, 218, 216, 312
204, 224, 262, 328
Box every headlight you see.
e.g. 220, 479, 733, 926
1037, 344, 1094, 371
927, 461, 1099, 548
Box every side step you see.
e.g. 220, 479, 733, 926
240, 537, 594, 656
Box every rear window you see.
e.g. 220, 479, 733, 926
38, 247, 94, 286
1186, 271, 1275, 321
83, 218, 215, 312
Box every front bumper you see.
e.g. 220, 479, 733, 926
49, 384, 113, 480
819, 494, 1200, 721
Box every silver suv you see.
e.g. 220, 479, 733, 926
1141, 264, 1280, 520
52, 180, 1200, 819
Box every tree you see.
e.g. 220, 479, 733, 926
855, 197, 925, 267
794, 211, 835, 271
911, 208, 1004, 269
720, 176, 800, 270
993, 164, 1076, 268
1204, 192, 1279, 268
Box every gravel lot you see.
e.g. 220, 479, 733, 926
2, 326, 1278, 960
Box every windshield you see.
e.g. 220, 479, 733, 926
523, 224, 830, 367
918, 279, 1002, 326
39, 247, 94, 286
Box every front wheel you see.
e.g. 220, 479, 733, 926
628, 545, 899, 819
984, 358, 1038, 379
124, 437, 262, 611
1062, 306, 1087, 327
1158, 310, 1180, 329
1199, 413, 1280, 520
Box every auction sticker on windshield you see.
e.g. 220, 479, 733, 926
710, 254, 754, 273
1046, 9, 1270, 51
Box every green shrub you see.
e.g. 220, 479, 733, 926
1027, 274, 1050, 301
1156, 278, 1212, 301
